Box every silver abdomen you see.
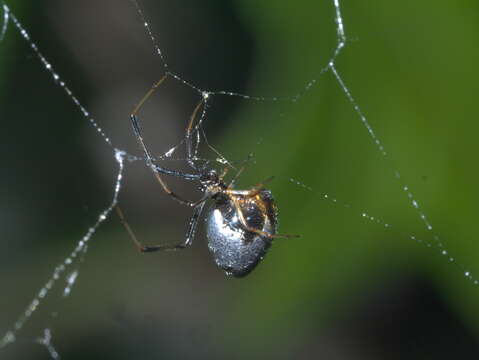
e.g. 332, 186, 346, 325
205, 191, 277, 277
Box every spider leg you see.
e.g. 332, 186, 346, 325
116, 202, 206, 252
188, 95, 236, 171
226, 176, 275, 197
219, 167, 230, 181
131, 74, 168, 117
227, 154, 264, 190
227, 166, 244, 189
251, 176, 275, 192
184, 201, 206, 246
230, 198, 299, 239
130, 74, 201, 207
186, 97, 206, 170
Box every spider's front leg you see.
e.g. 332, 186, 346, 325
185, 97, 206, 171
130, 74, 201, 207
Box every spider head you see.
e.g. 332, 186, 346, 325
200, 169, 220, 186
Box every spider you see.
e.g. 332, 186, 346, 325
117, 74, 297, 277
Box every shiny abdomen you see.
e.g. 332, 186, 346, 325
205, 191, 277, 277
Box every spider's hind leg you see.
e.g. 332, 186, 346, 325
115, 203, 206, 252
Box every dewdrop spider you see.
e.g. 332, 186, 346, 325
117, 74, 297, 277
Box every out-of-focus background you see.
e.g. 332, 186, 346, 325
2, 0, 479, 359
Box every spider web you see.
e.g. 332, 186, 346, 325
0, 0, 476, 358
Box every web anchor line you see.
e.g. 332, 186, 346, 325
35, 329, 60, 360
2, 2, 113, 148
0, 149, 126, 351
1, 3, 8, 41
0, 3, 131, 351
288, 176, 477, 284
325, 4, 476, 284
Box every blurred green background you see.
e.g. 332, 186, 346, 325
2, 0, 479, 359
